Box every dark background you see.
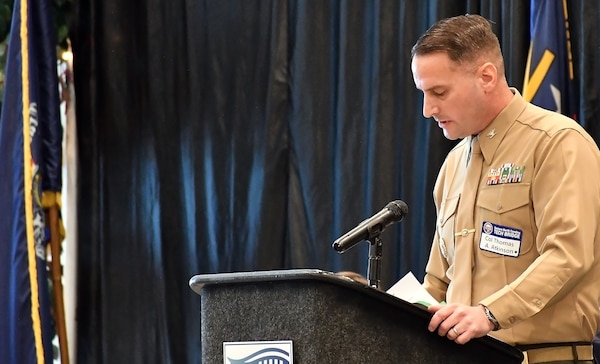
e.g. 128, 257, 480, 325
70, 1, 600, 363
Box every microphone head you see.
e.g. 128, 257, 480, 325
385, 200, 408, 221
331, 199, 408, 253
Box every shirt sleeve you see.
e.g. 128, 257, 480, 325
423, 155, 452, 303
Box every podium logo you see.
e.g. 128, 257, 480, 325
223, 340, 293, 364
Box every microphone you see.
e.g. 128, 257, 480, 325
332, 200, 408, 253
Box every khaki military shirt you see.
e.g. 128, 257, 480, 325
423, 90, 600, 345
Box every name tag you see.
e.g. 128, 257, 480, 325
480, 221, 522, 257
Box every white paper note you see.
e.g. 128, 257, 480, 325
386, 271, 439, 307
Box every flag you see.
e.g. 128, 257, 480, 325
523, 0, 577, 120
0, 0, 62, 362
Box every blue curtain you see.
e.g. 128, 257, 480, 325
71, 0, 599, 362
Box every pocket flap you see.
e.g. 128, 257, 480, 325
478, 183, 531, 213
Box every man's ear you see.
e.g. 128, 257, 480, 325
478, 62, 498, 92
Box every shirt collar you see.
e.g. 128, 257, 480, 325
478, 88, 528, 163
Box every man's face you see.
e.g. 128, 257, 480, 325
411, 52, 487, 140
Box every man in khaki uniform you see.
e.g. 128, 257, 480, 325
411, 14, 600, 363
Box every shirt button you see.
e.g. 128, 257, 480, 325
509, 317, 516, 324
496, 203, 502, 211
533, 299, 542, 307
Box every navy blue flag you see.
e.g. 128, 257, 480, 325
523, 0, 577, 121
0, 0, 62, 363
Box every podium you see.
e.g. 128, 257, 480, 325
189, 269, 524, 363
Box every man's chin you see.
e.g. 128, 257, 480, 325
442, 131, 461, 141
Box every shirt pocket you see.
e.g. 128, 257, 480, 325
437, 194, 460, 265
476, 183, 534, 257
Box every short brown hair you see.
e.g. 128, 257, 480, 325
411, 14, 503, 68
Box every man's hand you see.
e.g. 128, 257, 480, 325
427, 303, 495, 344
335, 271, 369, 285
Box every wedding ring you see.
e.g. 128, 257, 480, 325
452, 327, 459, 336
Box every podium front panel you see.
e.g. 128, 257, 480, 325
194, 270, 523, 363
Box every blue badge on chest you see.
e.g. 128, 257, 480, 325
480, 221, 522, 257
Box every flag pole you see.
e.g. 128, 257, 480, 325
46, 195, 70, 364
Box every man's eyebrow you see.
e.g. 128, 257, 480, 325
422, 85, 448, 92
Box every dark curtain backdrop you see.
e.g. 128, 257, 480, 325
71, 1, 600, 363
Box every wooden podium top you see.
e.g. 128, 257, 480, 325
189, 268, 350, 294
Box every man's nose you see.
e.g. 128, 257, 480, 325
422, 95, 438, 118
